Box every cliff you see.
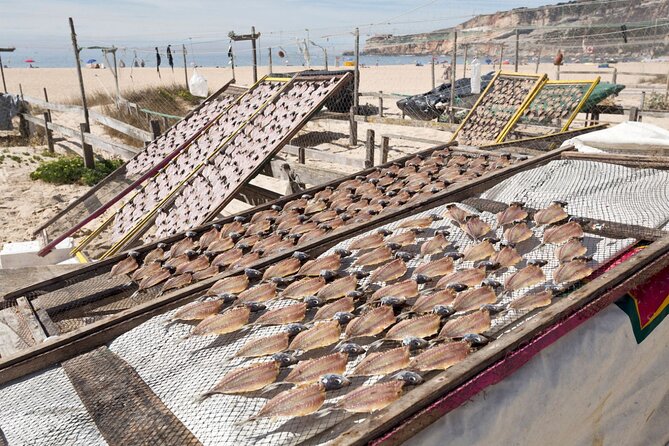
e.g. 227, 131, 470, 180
364, 0, 669, 60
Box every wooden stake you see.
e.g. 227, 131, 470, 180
80, 122, 95, 168
251, 26, 258, 83
149, 119, 161, 139
268, 47, 273, 73
431, 57, 435, 89
450, 32, 457, 122
182, 44, 188, 87
0, 54, 6, 93
43, 112, 54, 153
535, 47, 542, 74
43, 87, 52, 121
463, 44, 468, 78
354, 27, 360, 110
349, 105, 358, 146
365, 129, 375, 168
69, 18, 90, 129
381, 136, 390, 164
514, 28, 520, 72
378, 91, 384, 117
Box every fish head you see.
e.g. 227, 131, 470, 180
366, 208, 380, 216
284, 323, 309, 337
333, 311, 355, 325
271, 204, 283, 212
393, 370, 424, 386
304, 295, 323, 308
335, 342, 366, 356
185, 230, 198, 239
377, 199, 390, 207
355, 175, 366, 180
509, 201, 525, 208
236, 243, 251, 252
185, 250, 198, 259
433, 305, 455, 317
217, 293, 237, 304
481, 278, 502, 289
244, 268, 263, 280
287, 233, 302, 241
292, 251, 311, 262
430, 214, 444, 222
483, 237, 500, 244
368, 177, 380, 185
481, 303, 506, 314
347, 290, 364, 299
385, 171, 398, 178
157, 242, 168, 250
445, 203, 457, 209
233, 216, 248, 223
499, 241, 516, 249
445, 252, 465, 261
395, 251, 414, 262
203, 251, 216, 260
163, 265, 177, 274
386, 190, 399, 197
551, 200, 568, 208
354, 270, 370, 280
229, 232, 243, 243
402, 336, 429, 351
410, 228, 425, 234
271, 276, 295, 286
478, 260, 500, 271
320, 374, 351, 391
415, 274, 432, 285
335, 249, 352, 258
447, 283, 469, 292
462, 333, 489, 346
387, 242, 402, 251
320, 270, 339, 282
527, 259, 548, 267
573, 255, 593, 263
381, 296, 407, 307
277, 229, 290, 236
127, 250, 141, 259
435, 229, 450, 237
568, 216, 587, 225
297, 214, 310, 223
272, 352, 299, 367
245, 302, 267, 312
301, 194, 313, 200
340, 213, 353, 222
212, 223, 223, 231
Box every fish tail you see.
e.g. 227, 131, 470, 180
234, 416, 257, 426
314, 407, 334, 419
177, 333, 192, 343
367, 339, 386, 351
193, 392, 214, 404
260, 382, 284, 393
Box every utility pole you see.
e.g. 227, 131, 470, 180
182, 44, 188, 87
229, 28, 261, 83
310, 40, 328, 70
463, 44, 468, 78
69, 17, 94, 168
0, 47, 15, 93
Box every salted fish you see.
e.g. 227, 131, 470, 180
237, 282, 277, 303
555, 238, 587, 263
284, 352, 349, 386
451, 286, 497, 312
438, 309, 491, 339
543, 221, 584, 245
503, 222, 533, 244
298, 254, 341, 276
460, 216, 491, 240
336, 380, 405, 413
235, 332, 291, 358
350, 346, 410, 377
254, 303, 307, 326
384, 314, 441, 340
171, 299, 224, 322
410, 342, 470, 372
368, 259, 407, 284
509, 288, 553, 311
349, 232, 386, 250
462, 240, 496, 262
414, 257, 455, 278
202, 361, 280, 395
553, 258, 594, 284
312, 297, 355, 321
110, 254, 139, 277
504, 264, 546, 292
188, 306, 252, 337
371, 279, 419, 302
281, 276, 326, 299
206, 274, 249, 296
410, 289, 456, 314
344, 306, 396, 340
496, 202, 528, 227
534, 202, 569, 226
445, 204, 471, 225
289, 320, 342, 352
317, 275, 357, 301
490, 245, 522, 268
355, 246, 393, 267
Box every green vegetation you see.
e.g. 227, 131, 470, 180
30, 155, 123, 186
645, 92, 669, 111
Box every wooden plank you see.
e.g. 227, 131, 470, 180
323, 234, 669, 445
91, 112, 153, 141
562, 151, 669, 168
317, 111, 459, 132
281, 145, 366, 168
0, 309, 30, 358
382, 133, 444, 145
269, 159, 344, 185
0, 147, 566, 385
15, 297, 46, 343
462, 197, 667, 241
63, 347, 202, 446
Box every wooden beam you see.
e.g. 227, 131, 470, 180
281, 144, 366, 168
323, 234, 669, 445
382, 133, 444, 146
15, 297, 46, 343
561, 151, 669, 168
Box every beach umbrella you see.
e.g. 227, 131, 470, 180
87, 59, 97, 64
24, 59, 35, 63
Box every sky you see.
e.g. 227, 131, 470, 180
0, 0, 556, 66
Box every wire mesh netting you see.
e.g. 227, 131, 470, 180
2, 158, 669, 445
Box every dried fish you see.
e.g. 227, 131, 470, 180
284, 352, 349, 386
496, 202, 528, 227
420, 232, 451, 256
414, 256, 456, 279
555, 238, 587, 263
451, 285, 498, 312
410, 289, 456, 314
553, 257, 594, 284
349, 232, 387, 251
355, 246, 394, 267
187, 305, 257, 338
235, 332, 290, 358
164, 251, 197, 269
384, 231, 416, 247
212, 248, 243, 267
110, 252, 140, 277
206, 274, 250, 296
410, 342, 470, 372
202, 361, 280, 396
345, 306, 396, 340
317, 275, 358, 301
462, 239, 496, 262
534, 201, 569, 226
368, 258, 407, 284
490, 244, 522, 268
509, 287, 555, 311
460, 216, 492, 240
237, 282, 277, 303
313, 297, 355, 321
138, 265, 174, 290
436, 265, 488, 288
143, 243, 168, 264
262, 258, 302, 281
350, 346, 410, 377
230, 252, 261, 270
207, 237, 236, 254
384, 314, 441, 341
170, 232, 198, 257
281, 276, 326, 300
335, 380, 405, 413
254, 303, 307, 326
397, 214, 441, 229
198, 226, 221, 251
171, 299, 224, 322
298, 254, 342, 276
504, 264, 546, 292
175, 254, 213, 275
371, 279, 419, 302
503, 222, 534, 244
289, 320, 342, 353
438, 309, 491, 339
132, 262, 163, 282
161, 272, 192, 293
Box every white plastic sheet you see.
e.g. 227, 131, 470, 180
470, 58, 481, 94
562, 121, 669, 155
189, 69, 209, 98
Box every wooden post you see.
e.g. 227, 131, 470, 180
111, 48, 120, 105
381, 136, 390, 164
43, 87, 52, 121
664, 69, 669, 102
162, 116, 169, 130
268, 47, 273, 73
0, 54, 6, 93
628, 106, 639, 122
365, 129, 375, 168
43, 112, 54, 153
498, 45, 504, 71
69, 18, 90, 130
354, 27, 360, 110
298, 146, 305, 164
251, 26, 258, 83
80, 123, 94, 168
462, 44, 468, 78
349, 106, 358, 146
431, 57, 435, 89
378, 91, 384, 117
18, 83, 23, 100
535, 47, 542, 74
450, 32, 457, 122
514, 28, 520, 72
639, 91, 646, 122
612, 67, 617, 84
149, 119, 161, 139
556, 64, 561, 80
182, 44, 188, 87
